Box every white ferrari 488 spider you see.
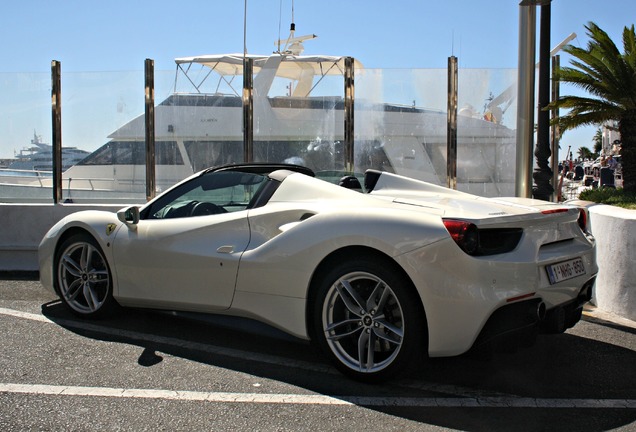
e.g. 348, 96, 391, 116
39, 164, 597, 382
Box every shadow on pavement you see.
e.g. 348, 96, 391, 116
41, 301, 636, 432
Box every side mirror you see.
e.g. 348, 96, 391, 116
117, 206, 140, 225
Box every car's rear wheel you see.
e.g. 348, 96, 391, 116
311, 257, 426, 382
55, 233, 115, 317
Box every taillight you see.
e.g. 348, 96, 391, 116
443, 220, 479, 255
577, 208, 588, 232
443, 220, 523, 256
541, 208, 569, 215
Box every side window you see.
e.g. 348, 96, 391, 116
145, 170, 267, 219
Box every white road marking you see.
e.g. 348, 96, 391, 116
2, 307, 635, 409
1, 383, 636, 408
0, 307, 51, 323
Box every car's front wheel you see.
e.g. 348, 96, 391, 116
55, 233, 115, 317
311, 257, 426, 382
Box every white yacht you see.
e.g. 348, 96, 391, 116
0, 39, 515, 202
4, 131, 89, 172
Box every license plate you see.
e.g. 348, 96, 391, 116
546, 258, 586, 285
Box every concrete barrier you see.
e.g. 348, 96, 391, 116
0, 203, 124, 271
588, 204, 636, 322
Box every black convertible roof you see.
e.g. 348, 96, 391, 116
206, 163, 315, 178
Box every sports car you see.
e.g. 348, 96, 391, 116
39, 163, 597, 382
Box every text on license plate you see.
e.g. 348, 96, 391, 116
546, 258, 586, 285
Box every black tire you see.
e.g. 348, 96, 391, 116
310, 256, 426, 383
54, 233, 116, 318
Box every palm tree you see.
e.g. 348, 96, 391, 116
550, 22, 636, 193
578, 146, 594, 160
593, 128, 603, 155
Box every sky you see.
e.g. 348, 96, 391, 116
1, 0, 634, 161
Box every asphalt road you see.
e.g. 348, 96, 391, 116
1, 275, 635, 431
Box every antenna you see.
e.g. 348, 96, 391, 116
274, 0, 316, 55
287, 3, 296, 53
277, 0, 283, 53
243, 0, 248, 56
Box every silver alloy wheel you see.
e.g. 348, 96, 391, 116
322, 271, 405, 373
57, 240, 111, 314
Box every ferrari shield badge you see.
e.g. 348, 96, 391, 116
106, 223, 117, 236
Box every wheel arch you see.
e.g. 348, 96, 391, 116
305, 245, 429, 346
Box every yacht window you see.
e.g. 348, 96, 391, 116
184, 141, 242, 172
78, 141, 183, 165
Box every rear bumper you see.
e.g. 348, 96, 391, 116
540, 274, 595, 334
471, 275, 596, 351
399, 233, 598, 357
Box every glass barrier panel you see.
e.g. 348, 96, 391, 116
0, 72, 52, 202
355, 67, 517, 197
456, 68, 517, 197
253, 56, 346, 174
0, 71, 155, 203
0, 65, 518, 203
59, 70, 149, 203
355, 68, 449, 184
168, 61, 244, 176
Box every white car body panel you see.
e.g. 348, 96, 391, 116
112, 212, 250, 310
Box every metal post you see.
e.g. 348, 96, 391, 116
51, 60, 62, 204
144, 59, 156, 202
551, 55, 560, 201
447, 56, 458, 190
344, 57, 355, 172
532, 1, 553, 200
515, 2, 537, 198
242, 58, 254, 163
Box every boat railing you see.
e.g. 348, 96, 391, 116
0, 172, 178, 192
0, 168, 52, 186
64, 177, 116, 191
64, 177, 178, 192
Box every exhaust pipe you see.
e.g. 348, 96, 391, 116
527, 301, 546, 322
536, 301, 546, 321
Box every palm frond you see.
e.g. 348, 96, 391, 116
549, 95, 623, 132
624, 25, 636, 69
552, 21, 636, 130
553, 110, 613, 131
561, 43, 630, 101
